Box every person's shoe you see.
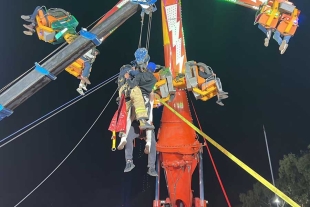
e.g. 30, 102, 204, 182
280, 42, 289, 55
144, 142, 150, 154
23, 24, 35, 32
218, 94, 229, 100
124, 160, 135, 172
76, 88, 84, 95
264, 38, 269, 47
117, 137, 127, 150
79, 84, 87, 91
23, 31, 33, 36
216, 100, 224, 106
21, 15, 31, 20
139, 119, 155, 130
147, 167, 158, 176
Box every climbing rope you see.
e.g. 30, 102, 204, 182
137, 11, 153, 50
138, 12, 145, 48
0, 73, 119, 149
0, 11, 109, 94
188, 95, 232, 207
14, 88, 118, 207
146, 12, 152, 50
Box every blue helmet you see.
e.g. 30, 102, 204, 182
147, 62, 156, 72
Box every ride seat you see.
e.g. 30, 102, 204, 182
257, 2, 280, 28
276, 9, 299, 36
65, 58, 85, 77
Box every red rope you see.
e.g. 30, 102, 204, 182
189, 97, 232, 207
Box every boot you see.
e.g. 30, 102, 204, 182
147, 167, 158, 176
139, 119, 155, 130
124, 160, 135, 172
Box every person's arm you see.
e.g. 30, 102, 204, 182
129, 70, 139, 76
198, 70, 212, 79
126, 73, 141, 88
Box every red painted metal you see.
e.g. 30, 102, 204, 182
155, 1, 204, 206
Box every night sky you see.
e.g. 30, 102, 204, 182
0, 0, 309, 206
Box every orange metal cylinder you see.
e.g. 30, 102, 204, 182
157, 90, 200, 207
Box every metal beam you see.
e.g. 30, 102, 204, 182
0, 1, 139, 112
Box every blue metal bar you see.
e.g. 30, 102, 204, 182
79, 29, 101, 46
34, 62, 57, 80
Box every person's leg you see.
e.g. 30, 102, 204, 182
21, 6, 41, 22
215, 78, 228, 106
81, 60, 91, 84
130, 87, 154, 130
118, 105, 132, 150
147, 130, 158, 176
258, 24, 271, 47
30, 6, 41, 21
144, 93, 154, 154
273, 30, 283, 45
124, 123, 138, 173
76, 79, 87, 95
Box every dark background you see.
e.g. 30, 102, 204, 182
0, 0, 309, 206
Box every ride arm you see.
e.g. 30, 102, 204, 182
0, 2, 139, 112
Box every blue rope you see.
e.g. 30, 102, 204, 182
0, 73, 118, 144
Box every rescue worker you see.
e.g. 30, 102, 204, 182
21, 6, 41, 35
122, 121, 158, 177
117, 65, 154, 131
197, 62, 228, 106
117, 62, 157, 151
76, 48, 100, 95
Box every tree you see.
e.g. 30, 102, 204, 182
239, 146, 310, 207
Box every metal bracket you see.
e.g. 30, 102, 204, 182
0, 104, 13, 121
34, 62, 57, 80
79, 28, 101, 46
131, 0, 157, 14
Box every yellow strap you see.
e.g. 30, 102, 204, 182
284, 9, 298, 34
159, 99, 300, 207
266, 1, 279, 26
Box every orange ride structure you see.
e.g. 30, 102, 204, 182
0, 0, 302, 207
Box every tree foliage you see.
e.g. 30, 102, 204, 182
239, 146, 310, 207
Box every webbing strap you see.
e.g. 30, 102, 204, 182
158, 98, 300, 207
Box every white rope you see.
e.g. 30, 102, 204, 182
0, 11, 108, 94
14, 88, 118, 207
0, 75, 117, 149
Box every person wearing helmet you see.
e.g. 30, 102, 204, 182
121, 120, 158, 176
117, 62, 158, 152
76, 48, 100, 95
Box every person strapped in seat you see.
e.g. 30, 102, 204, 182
21, 7, 72, 36
255, 0, 298, 54
196, 62, 228, 106
76, 48, 100, 95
